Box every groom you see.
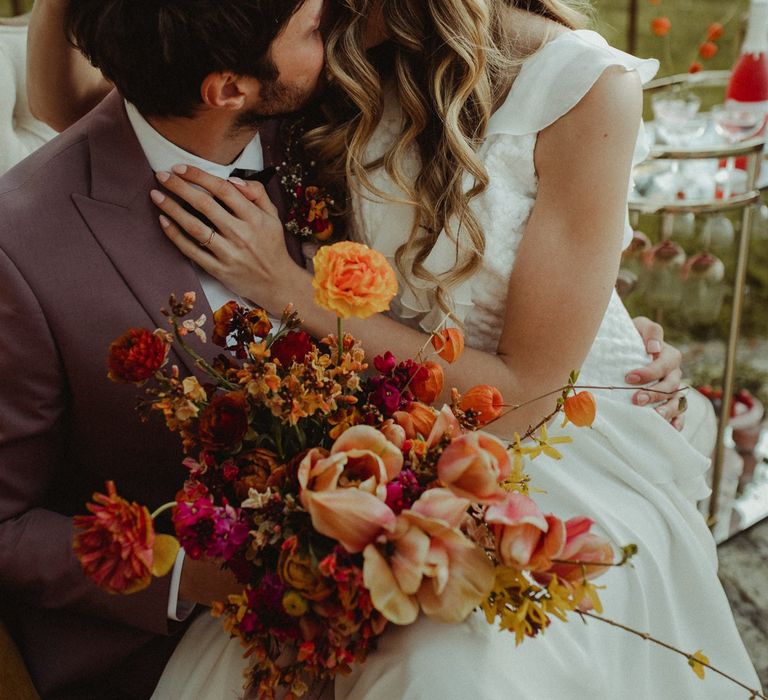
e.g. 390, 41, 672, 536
0, 1, 323, 698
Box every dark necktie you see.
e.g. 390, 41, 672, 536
176, 166, 277, 229
228, 165, 276, 186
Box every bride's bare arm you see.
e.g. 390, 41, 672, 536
153, 67, 644, 433
27, 0, 112, 131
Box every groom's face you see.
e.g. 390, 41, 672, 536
241, 0, 326, 120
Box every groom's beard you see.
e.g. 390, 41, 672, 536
235, 75, 322, 129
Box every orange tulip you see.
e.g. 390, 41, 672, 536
563, 391, 597, 428
459, 385, 504, 427
698, 41, 718, 60
650, 16, 671, 37
431, 328, 465, 363
410, 361, 444, 404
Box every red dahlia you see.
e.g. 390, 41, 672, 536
107, 328, 169, 383
73, 481, 155, 594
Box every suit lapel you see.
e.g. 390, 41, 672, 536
73, 93, 214, 377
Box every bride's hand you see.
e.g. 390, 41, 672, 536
150, 165, 304, 312
628, 316, 685, 430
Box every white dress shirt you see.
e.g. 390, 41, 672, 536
125, 101, 263, 619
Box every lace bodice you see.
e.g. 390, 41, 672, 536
352, 30, 659, 399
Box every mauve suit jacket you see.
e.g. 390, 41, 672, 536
0, 91, 300, 699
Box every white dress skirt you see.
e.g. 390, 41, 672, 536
152, 30, 761, 700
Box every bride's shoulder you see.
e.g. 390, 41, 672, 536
488, 13, 658, 138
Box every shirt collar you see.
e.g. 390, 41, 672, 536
124, 100, 264, 177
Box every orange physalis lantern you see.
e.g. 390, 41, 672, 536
651, 16, 671, 37
699, 41, 718, 60
459, 385, 504, 427
410, 361, 444, 404
563, 391, 597, 428
431, 327, 465, 363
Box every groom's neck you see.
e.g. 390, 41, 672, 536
146, 109, 256, 166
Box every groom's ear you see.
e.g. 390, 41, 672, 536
200, 72, 257, 111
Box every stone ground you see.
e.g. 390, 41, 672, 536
718, 517, 768, 691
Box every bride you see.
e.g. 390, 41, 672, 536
28, 0, 760, 697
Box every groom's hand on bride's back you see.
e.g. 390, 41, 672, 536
179, 556, 242, 607
628, 316, 685, 429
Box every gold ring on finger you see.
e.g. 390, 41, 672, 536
200, 227, 216, 249
677, 395, 688, 414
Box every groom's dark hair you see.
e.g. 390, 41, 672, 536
65, 0, 308, 118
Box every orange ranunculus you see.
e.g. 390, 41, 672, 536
706, 22, 723, 41
650, 16, 671, 37
198, 392, 250, 450
698, 41, 718, 60
436, 431, 512, 503
297, 426, 402, 552
430, 328, 465, 363
563, 391, 597, 428
410, 361, 444, 404
459, 385, 504, 427
107, 328, 169, 384
312, 241, 398, 319
73, 481, 178, 594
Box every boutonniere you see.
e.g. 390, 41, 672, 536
278, 116, 344, 245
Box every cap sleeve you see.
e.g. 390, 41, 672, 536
486, 30, 659, 138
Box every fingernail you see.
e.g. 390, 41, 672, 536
150, 189, 166, 204
625, 373, 642, 384
228, 176, 247, 186
159, 214, 170, 228
155, 170, 170, 182
636, 393, 650, 406
647, 340, 662, 354
171, 164, 188, 175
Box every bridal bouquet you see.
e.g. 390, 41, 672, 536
74, 242, 620, 698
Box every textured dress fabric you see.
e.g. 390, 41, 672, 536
151, 31, 761, 699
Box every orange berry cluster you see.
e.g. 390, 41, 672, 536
649, 0, 725, 75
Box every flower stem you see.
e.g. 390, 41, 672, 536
172, 322, 239, 391
580, 611, 767, 699
150, 501, 177, 520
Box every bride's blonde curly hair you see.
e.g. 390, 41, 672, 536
306, 0, 589, 319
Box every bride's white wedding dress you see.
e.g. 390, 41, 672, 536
152, 30, 760, 700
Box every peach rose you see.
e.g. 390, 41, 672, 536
297, 426, 403, 552
436, 431, 512, 503
312, 241, 398, 319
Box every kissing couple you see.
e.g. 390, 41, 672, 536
0, 0, 759, 698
